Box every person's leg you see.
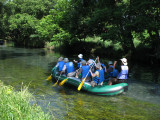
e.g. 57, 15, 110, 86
91, 81, 96, 87
75, 68, 82, 78
108, 78, 117, 85
67, 72, 76, 77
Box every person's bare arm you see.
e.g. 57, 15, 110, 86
73, 60, 78, 63
75, 68, 82, 78
60, 65, 66, 74
113, 61, 117, 68
104, 66, 107, 73
89, 69, 97, 77
97, 56, 100, 64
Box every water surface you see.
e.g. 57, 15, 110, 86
0, 46, 160, 119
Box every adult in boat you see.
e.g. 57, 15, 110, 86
73, 54, 84, 68
108, 58, 129, 85
106, 61, 113, 74
61, 58, 76, 77
55, 57, 65, 73
89, 62, 105, 87
75, 60, 91, 82
102, 61, 118, 79
87, 57, 96, 72
97, 56, 106, 73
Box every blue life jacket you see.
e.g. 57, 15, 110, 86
77, 58, 84, 68
112, 68, 118, 78
108, 65, 113, 77
117, 65, 128, 79
93, 69, 104, 84
108, 65, 118, 78
82, 65, 91, 78
66, 62, 75, 74
58, 61, 65, 72
101, 63, 105, 73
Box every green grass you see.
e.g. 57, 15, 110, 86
0, 81, 51, 120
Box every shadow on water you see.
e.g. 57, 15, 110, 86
125, 63, 160, 104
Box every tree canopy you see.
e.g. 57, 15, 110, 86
0, 0, 160, 62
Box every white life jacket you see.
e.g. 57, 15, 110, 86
117, 65, 128, 79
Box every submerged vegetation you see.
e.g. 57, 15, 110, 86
63, 96, 160, 120
0, 81, 51, 120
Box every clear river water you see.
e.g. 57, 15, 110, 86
0, 46, 160, 120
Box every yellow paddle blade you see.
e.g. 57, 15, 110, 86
53, 81, 58, 86
78, 80, 85, 91
59, 78, 68, 86
46, 75, 52, 81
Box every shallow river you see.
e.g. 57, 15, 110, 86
0, 46, 160, 120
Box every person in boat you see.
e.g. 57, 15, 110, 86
55, 57, 65, 73
75, 60, 91, 82
87, 57, 96, 72
96, 56, 106, 73
73, 54, 84, 68
102, 60, 118, 79
89, 62, 105, 87
108, 58, 129, 85
61, 58, 76, 77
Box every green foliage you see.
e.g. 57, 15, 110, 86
8, 13, 43, 47
0, 81, 51, 120
1, 0, 160, 62
36, 15, 71, 44
0, 1, 7, 38
5, 0, 55, 19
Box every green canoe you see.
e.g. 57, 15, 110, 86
52, 67, 128, 96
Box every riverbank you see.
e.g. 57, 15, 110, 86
0, 81, 51, 120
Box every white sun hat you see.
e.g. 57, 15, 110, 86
78, 54, 83, 58
120, 58, 128, 66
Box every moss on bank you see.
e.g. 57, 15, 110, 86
0, 81, 51, 120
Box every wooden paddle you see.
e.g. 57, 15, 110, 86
77, 58, 97, 91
